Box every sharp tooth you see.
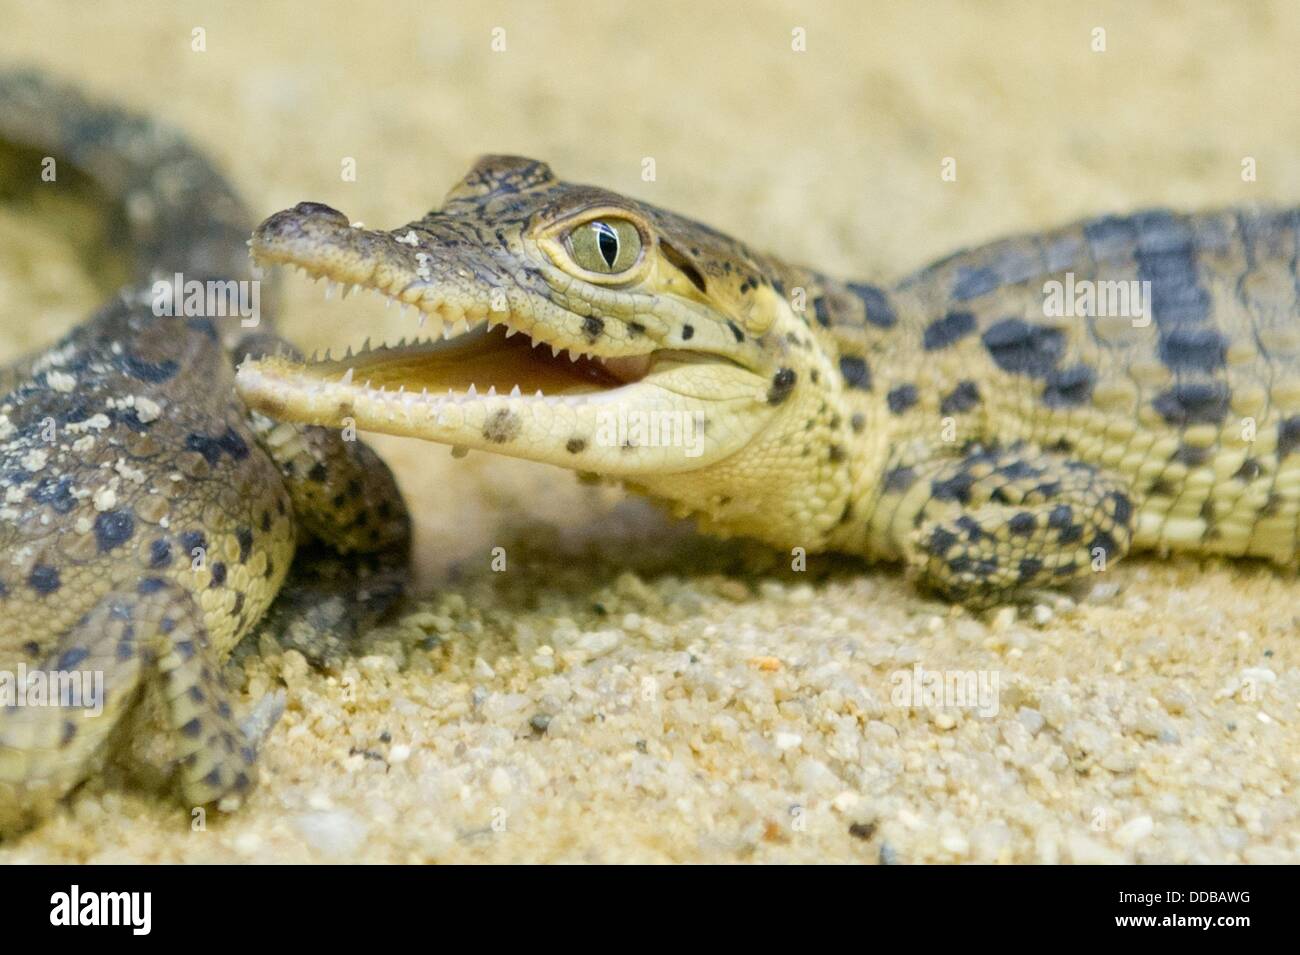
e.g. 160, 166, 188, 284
351, 284, 362, 297
510, 385, 521, 397
341, 368, 354, 384
401, 305, 412, 320
418, 311, 427, 328
487, 385, 497, 396
534, 389, 544, 398
325, 281, 339, 299
451, 319, 469, 337
344, 345, 353, 358
384, 297, 392, 309
504, 326, 518, 338
551, 345, 562, 358
442, 324, 454, 340
569, 350, 580, 363
362, 337, 372, 352
467, 383, 477, 397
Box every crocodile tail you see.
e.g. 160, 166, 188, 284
0, 68, 255, 296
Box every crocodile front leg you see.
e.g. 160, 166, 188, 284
871, 442, 1136, 604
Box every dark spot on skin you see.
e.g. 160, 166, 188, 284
1171, 445, 1209, 467
1109, 493, 1133, 526
850, 413, 866, 434
681, 324, 695, 341
810, 370, 821, 385
1045, 438, 1074, 454
93, 509, 135, 552
28, 476, 77, 514
1042, 364, 1095, 407
1054, 561, 1079, 577
939, 380, 981, 415
58, 647, 89, 670
1160, 327, 1226, 373
628, 322, 646, 337
331, 493, 346, 509
482, 409, 522, 444
173, 640, 195, 661
931, 472, 975, 504
1233, 458, 1262, 481
119, 352, 178, 384
839, 355, 871, 391
726, 320, 744, 343
1277, 417, 1300, 458
814, 297, 831, 328
767, 368, 797, 405
829, 445, 846, 463
308, 462, 328, 483
232, 593, 245, 618
566, 437, 586, 454
29, 565, 60, 594
180, 530, 206, 557
846, 283, 897, 329
955, 515, 986, 541
951, 266, 1000, 301
1017, 557, 1043, 582
582, 316, 605, 341
237, 528, 254, 563
210, 562, 227, 587
181, 718, 202, 739
202, 769, 223, 788
887, 384, 918, 415
883, 466, 915, 493
1090, 531, 1117, 559
149, 538, 172, 568
927, 527, 958, 555
1147, 477, 1176, 497
923, 310, 976, 351
1152, 382, 1230, 426
981, 319, 1065, 379
1047, 505, 1073, 529
185, 427, 251, 467
138, 577, 167, 595
1008, 512, 1036, 537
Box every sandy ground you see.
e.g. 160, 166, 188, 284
1, 0, 1298, 862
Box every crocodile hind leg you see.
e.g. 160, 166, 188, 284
0, 579, 255, 832
877, 442, 1136, 605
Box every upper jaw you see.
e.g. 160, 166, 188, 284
248, 201, 660, 359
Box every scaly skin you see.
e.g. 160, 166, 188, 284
0, 72, 410, 835
237, 156, 1300, 604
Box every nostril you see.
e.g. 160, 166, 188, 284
292, 201, 349, 224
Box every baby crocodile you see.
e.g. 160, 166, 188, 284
0, 72, 409, 834
238, 156, 1300, 604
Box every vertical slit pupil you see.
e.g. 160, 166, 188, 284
594, 221, 619, 268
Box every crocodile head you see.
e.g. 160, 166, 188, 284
237, 156, 868, 544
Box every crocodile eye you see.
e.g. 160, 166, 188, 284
566, 218, 642, 274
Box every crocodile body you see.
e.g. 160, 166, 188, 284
0, 72, 409, 835
237, 157, 1300, 602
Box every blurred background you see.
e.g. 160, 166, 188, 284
3, 0, 1298, 584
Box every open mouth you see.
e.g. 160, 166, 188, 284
235, 204, 770, 472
